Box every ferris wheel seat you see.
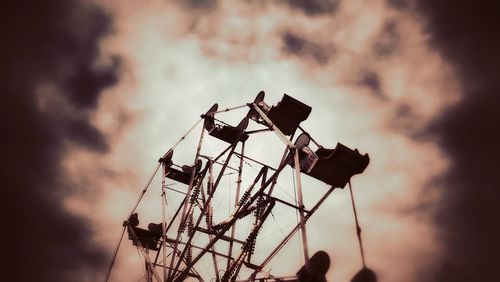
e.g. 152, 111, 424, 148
166, 168, 193, 185
291, 133, 369, 188
147, 223, 163, 237
125, 213, 162, 251
351, 267, 377, 282
127, 226, 161, 251
266, 94, 312, 135
297, 250, 330, 282
165, 159, 203, 185
208, 122, 249, 144
182, 159, 202, 174
204, 103, 250, 144
307, 143, 369, 188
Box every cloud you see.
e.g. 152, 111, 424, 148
387, 0, 413, 10
93, 1, 463, 281
415, 0, 500, 280
284, 0, 340, 16
179, 0, 218, 11
0, 1, 121, 281
372, 20, 400, 58
358, 70, 385, 99
282, 31, 332, 65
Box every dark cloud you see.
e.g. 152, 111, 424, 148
415, 1, 500, 281
390, 103, 424, 137
0, 1, 120, 281
177, 0, 218, 11
372, 20, 400, 58
387, 0, 413, 10
284, 0, 340, 16
282, 31, 332, 65
359, 70, 385, 99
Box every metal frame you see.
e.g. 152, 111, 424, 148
111, 100, 342, 282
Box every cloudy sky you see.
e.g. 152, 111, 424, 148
2, 0, 499, 281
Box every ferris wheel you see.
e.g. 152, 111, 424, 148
105, 91, 375, 282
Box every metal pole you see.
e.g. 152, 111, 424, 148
173, 195, 255, 282
234, 152, 277, 171
251, 187, 335, 278
204, 160, 221, 281
227, 141, 245, 271
230, 200, 275, 281
172, 143, 240, 280
175, 162, 288, 281
167, 122, 206, 280
161, 163, 168, 281
127, 226, 163, 282
146, 260, 152, 282
250, 103, 295, 149
267, 132, 294, 196
293, 148, 309, 262
165, 242, 204, 281
213, 104, 249, 114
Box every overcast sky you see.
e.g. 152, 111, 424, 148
2, 0, 499, 281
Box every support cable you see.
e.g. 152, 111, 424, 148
105, 163, 161, 282
250, 186, 335, 279
106, 118, 202, 281
105, 225, 126, 282
348, 180, 366, 268
213, 104, 249, 114
128, 163, 162, 221
160, 118, 203, 160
